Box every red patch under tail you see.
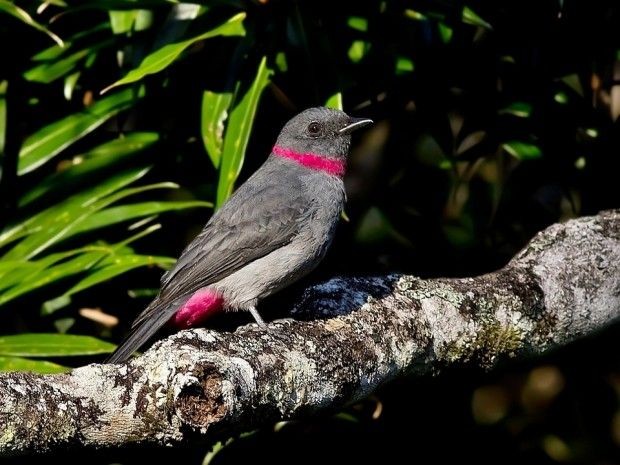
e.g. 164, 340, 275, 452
172, 289, 225, 328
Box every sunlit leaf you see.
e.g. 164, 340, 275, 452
110, 10, 137, 34
347, 16, 368, 32
404, 9, 427, 21
0, 251, 108, 305
0, 0, 64, 45
462, 6, 492, 30
438, 22, 453, 43
4, 181, 178, 260
499, 102, 532, 118
0, 80, 6, 155
502, 141, 542, 160
275, 52, 287, 72
31, 23, 109, 61
0, 356, 68, 373
18, 88, 144, 175
0, 248, 92, 292
70, 200, 211, 235
348, 40, 369, 63
19, 133, 159, 207
325, 92, 343, 110
395, 57, 414, 75
554, 91, 568, 104
56, 255, 174, 300
64, 71, 81, 100
0, 167, 150, 249
102, 13, 246, 93
216, 57, 272, 207
201, 91, 233, 169
0, 334, 115, 357
24, 46, 103, 83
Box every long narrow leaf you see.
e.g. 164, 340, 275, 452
0, 80, 6, 155
19, 133, 160, 207
0, 356, 68, 374
18, 87, 144, 175
0, 334, 115, 357
216, 57, 272, 207
0, 247, 96, 291
42, 254, 175, 314
0, 251, 108, 306
3, 181, 178, 260
0, 0, 63, 46
24, 39, 114, 84
102, 13, 246, 93
70, 200, 211, 235
201, 90, 233, 169
0, 167, 150, 249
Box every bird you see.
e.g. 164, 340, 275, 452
106, 107, 372, 363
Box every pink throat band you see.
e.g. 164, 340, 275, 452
272, 145, 346, 177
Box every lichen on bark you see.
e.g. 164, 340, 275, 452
0, 210, 618, 455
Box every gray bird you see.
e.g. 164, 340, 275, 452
107, 107, 372, 363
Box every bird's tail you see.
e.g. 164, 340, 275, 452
106, 299, 180, 364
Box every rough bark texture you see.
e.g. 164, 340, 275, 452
1, 210, 619, 455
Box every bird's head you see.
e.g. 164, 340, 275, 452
274, 107, 372, 161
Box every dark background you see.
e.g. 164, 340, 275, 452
0, 0, 618, 463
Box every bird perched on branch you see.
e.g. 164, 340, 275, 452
107, 107, 372, 363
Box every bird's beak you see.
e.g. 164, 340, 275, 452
338, 117, 373, 135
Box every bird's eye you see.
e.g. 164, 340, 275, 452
307, 121, 321, 136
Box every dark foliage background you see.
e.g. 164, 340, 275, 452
0, 0, 618, 463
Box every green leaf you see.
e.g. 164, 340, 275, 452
438, 22, 453, 43
109, 10, 138, 34
70, 200, 211, 235
395, 56, 414, 75
348, 40, 369, 63
60, 0, 177, 11
4, 181, 178, 260
275, 52, 287, 72
502, 141, 542, 160
0, 356, 68, 374
554, 91, 568, 104
64, 71, 81, 100
102, 13, 246, 93
18, 88, 144, 175
31, 22, 109, 62
53, 254, 174, 302
0, 248, 91, 292
0, 80, 6, 155
201, 91, 233, 169
347, 16, 368, 32
0, 0, 64, 46
25, 47, 92, 84
0, 334, 115, 357
404, 9, 427, 21
0, 226, 168, 309
462, 6, 492, 30
19, 132, 160, 207
0, 251, 108, 306
325, 92, 343, 110
0, 167, 150, 250
216, 57, 272, 207
499, 102, 532, 118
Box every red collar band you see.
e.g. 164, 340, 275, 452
272, 145, 346, 177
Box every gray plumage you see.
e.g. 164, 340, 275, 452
107, 107, 371, 363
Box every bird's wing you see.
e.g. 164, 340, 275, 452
129, 166, 306, 329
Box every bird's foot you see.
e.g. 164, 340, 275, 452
248, 306, 267, 328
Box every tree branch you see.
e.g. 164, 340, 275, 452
1, 210, 619, 455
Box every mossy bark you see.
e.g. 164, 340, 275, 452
1, 210, 618, 455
